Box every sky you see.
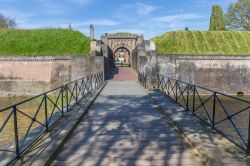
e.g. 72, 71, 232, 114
0, 0, 236, 39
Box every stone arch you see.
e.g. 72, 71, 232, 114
113, 44, 131, 65
112, 43, 132, 54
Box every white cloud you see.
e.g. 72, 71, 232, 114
74, 19, 120, 26
135, 3, 159, 15
155, 13, 204, 23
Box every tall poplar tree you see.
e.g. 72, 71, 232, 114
209, 5, 226, 31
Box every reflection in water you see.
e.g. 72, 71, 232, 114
0, 94, 250, 150
172, 94, 250, 150
0, 96, 31, 109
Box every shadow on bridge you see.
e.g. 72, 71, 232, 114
53, 81, 197, 165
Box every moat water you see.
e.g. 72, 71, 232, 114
0, 94, 250, 150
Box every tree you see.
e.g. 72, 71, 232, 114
225, 0, 250, 31
0, 13, 16, 28
209, 5, 226, 31
185, 27, 189, 31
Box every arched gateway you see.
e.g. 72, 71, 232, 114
100, 32, 144, 66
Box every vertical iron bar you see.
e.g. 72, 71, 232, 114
76, 82, 78, 102
61, 87, 64, 117
186, 84, 189, 111
91, 75, 93, 90
66, 86, 69, 111
167, 79, 170, 95
175, 80, 178, 101
212, 92, 216, 128
247, 107, 250, 155
13, 106, 20, 158
192, 86, 196, 115
44, 94, 49, 130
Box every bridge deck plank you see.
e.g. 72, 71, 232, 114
53, 75, 201, 166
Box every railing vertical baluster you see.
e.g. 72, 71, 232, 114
192, 86, 196, 115
212, 92, 216, 128
186, 84, 189, 111
61, 87, 64, 117
167, 79, 170, 95
175, 80, 178, 101
76, 82, 78, 102
13, 106, 20, 158
44, 94, 49, 130
66, 85, 69, 111
91, 75, 93, 90
247, 107, 250, 155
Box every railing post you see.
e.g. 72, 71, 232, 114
75, 82, 78, 102
61, 87, 64, 117
192, 86, 196, 115
13, 106, 20, 158
90, 75, 93, 90
44, 94, 49, 131
175, 80, 178, 101
157, 74, 160, 90
186, 84, 189, 111
212, 92, 216, 128
247, 107, 250, 155
66, 85, 69, 111
167, 79, 170, 95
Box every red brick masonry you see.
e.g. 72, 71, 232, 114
109, 67, 137, 81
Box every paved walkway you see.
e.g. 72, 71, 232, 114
53, 69, 201, 166
109, 67, 138, 81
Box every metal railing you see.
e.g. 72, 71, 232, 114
138, 73, 250, 155
0, 72, 104, 165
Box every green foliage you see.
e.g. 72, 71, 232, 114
153, 31, 250, 55
0, 29, 90, 56
0, 13, 16, 29
209, 5, 226, 31
225, 0, 250, 31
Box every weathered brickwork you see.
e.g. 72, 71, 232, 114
158, 55, 250, 94
0, 56, 104, 96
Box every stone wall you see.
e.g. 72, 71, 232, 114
157, 55, 250, 94
0, 56, 104, 96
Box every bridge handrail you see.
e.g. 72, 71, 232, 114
138, 72, 250, 155
0, 71, 104, 165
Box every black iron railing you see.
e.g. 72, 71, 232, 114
138, 73, 250, 155
0, 72, 104, 165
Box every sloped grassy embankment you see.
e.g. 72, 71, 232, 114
0, 29, 90, 56
154, 31, 250, 55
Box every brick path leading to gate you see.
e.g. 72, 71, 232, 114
109, 67, 138, 81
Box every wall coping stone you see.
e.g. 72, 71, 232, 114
159, 54, 250, 60
0, 55, 91, 63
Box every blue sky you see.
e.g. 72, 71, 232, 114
0, 0, 236, 39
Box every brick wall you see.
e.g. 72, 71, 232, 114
158, 55, 250, 94
0, 56, 104, 96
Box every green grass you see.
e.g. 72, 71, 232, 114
0, 29, 90, 56
153, 31, 250, 55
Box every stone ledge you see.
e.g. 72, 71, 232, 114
11, 82, 107, 166
148, 90, 250, 166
